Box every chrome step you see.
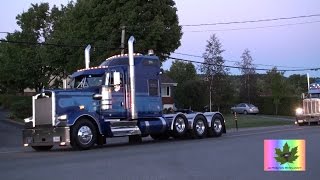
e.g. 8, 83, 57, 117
107, 120, 141, 137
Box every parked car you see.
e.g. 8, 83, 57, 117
231, 103, 259, 115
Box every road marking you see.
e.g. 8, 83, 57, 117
227, 127, 306, 138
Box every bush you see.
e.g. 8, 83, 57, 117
0, 94, 32, 119
255, 96, 300, 116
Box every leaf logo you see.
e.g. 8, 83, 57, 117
274, 142, 298, 165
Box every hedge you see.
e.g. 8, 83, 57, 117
255, 96, 300, 116
0, 94, 32, 119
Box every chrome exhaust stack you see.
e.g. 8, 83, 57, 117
85, 45, 91, 69
128, 36, 137, 119
307, 73, 310, 91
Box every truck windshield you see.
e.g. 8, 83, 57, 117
72, 75, 103, 88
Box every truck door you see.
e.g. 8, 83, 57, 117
100, 68, 127, 119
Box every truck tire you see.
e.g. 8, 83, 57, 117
172, 114, 188, 138
208, 114, 224, 137
71, 118, 97, 150
31, 145, 53, 151
190, 115, 208, 138
150, 133, 170, 141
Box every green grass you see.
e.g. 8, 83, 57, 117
223, 114, 294, 129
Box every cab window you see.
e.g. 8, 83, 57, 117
73, 75, 103, 88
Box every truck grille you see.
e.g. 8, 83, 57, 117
303, 99, 320, 115
34, 96, 53, 126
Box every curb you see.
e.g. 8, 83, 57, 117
227, 124, 296, 132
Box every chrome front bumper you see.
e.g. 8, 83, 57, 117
296, 115, 320, 124
23, 127, 71, 147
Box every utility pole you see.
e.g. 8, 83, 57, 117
205, 77, 212, 112
209, 84, 212, 112
121, 26, 126, 55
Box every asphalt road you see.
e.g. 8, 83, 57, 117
0, 109, 23, 152
0, 118, 319, 180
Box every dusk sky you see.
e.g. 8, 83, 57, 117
1, 0, 319, 77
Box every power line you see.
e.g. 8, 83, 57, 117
0, 39, 84, 48
1, 39, 317, 71
181, 13, 320, 27
184, 20, 320, 33
2, 14, 320, 37
172, 52, 315, 69
0, 39, 121, 50
1, 38, 318, 72
167, 56, 320, 72
2, 19, 319, 39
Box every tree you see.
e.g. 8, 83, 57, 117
50, 0, 182, 73
0, 3, 66, 92
174, 80, 208, 111
0, 32, 35, 93
166, 60, 197, 84
0, 0, 182, 92
166, 61, 201, 109
236, 49, 258, 103
266, 67, 288, 115
287, 74, 308, 96
201, 34, 234, 111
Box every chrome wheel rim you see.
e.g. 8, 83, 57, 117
213, 119, 222, 133
77, 126, 93, 145
175, 117, 186, 133
195, 120, 205, 135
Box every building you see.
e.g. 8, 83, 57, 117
160, 74, 177, 110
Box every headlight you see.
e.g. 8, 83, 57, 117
55, 114, 68, 126
24, 117, 32, 123
295, 108, 303, 115
57, 114, 68, 121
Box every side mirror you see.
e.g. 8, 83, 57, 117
94, 86, 112, 110
113, 72, 121, 85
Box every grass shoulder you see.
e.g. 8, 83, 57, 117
223, 114, 294, 129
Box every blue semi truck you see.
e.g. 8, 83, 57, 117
23, 36, 226, 151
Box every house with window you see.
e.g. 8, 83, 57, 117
160, 74, 177, 110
